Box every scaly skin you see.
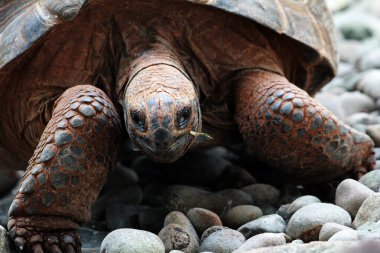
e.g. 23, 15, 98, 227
234, 70, 375, 183
8, 85, 121, 253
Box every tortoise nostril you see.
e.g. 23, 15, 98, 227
153, 129, 171, 149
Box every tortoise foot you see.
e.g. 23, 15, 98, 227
9, 217, 81, 253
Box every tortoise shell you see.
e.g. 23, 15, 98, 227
0, 0, 337, 93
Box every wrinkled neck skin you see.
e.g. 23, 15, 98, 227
122, 49, 202, 162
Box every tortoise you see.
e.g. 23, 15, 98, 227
0, 0, 376, 252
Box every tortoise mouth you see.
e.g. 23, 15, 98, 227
134, 133, 193, 163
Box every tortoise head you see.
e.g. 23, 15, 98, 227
123, 64, 201, 162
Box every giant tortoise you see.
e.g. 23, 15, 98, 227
0, 0, 375, 252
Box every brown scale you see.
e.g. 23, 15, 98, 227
234, 70, 375, 183
8, 85, 121, 253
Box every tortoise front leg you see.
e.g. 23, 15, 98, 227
234, 70, 375, 183
8, 85, 121, 253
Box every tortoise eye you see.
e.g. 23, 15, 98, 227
177, 108, 192, 129
130, 110, 146, 132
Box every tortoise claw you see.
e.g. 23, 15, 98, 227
9, 220, 81, 253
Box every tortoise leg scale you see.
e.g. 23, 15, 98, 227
234, 70, 376, 184
8, 85, 121, 253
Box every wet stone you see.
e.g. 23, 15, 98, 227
222, 205, 263, 229
19, 175, 36, 194
38, 144, 57, 163
69, 115, 84, 128
30, 164, 44, 175
50, 173, 69, 189
164, 211, 199, 242
158, 224, 199, 253
237, 214, 286, 239
55, 130, 73, 146
187, 208, 222, 236
79, 104, 96, 117
200, 228, 245, 253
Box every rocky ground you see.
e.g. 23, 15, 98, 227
2, 1, 380, 253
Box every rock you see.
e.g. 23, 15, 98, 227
356, 69, 380, 99
169, 251, 185, 253
314, 92, 345, 119
241, 184, 280, 206
79, 227, 108, 249
366, 124, 380, 146
286, 203, 351, 242
138, 208, 167, 234
158, 224, 199, 253
319, 223, 354, 241
335, 12, 380, 41
201, 226, 227, 243
164, 211, 199, 242
277, 195, 321, 221
106, 204, 149, 230
199, 228, 245, 253
162, 185, 252, 215
328, 229, 358, 241
357, 221, 380, 240
326, 0, 354, 12
335, 179, 375, 216
100, 229, 165, 253
237, 214, 286, 239
0, 170, 20, 196
102, 163, 139, 192
233, 233, 287, 253
248, 241, 380, 253
345, 112, 373, 126
353, 193, 380, 228
359, 170, 380, 192
291, 240, 304, 244
0, 226, 12, 253
339, 91, 375, 117
222, 205, 263, 229
357, 48, 380, 70
337, 40, 362, 64
92, 184, 143, 220
187, 208, 222, 236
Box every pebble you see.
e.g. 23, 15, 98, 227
100, 229, 165, 253
353, 193, 380, 228
233, 233, 287, 253
201, 226, 227, 242
0, 226, 12, 253
366, 124, 380, 146
158, 224, 199, 253
357, 48, 380, 70
162, 185, 252, 215
335, 179, 375, 216
345, 112, 373, 126
356, 69, 380, 99
277, 195, 321, 221
237, 214, 286, 239
187, 208, 222, 236
164, 211, 199, 242
79, 227, 108, 248
250, 241, 380, 253
357, 221, 380, 240
241, 184, 280, 206
319, 223, 354, 241
291, 239, 304, 244
138, 207, 167, 234
0, 171, 20, 196
222, 205, 263, 229
199, 228, 245, 253
339, 91, 375, 117
315, 92, 346, 119
106, 204, 149, 230
359, 170, 380, 192
286, 203, 351, 242
328, 229, 358, 241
